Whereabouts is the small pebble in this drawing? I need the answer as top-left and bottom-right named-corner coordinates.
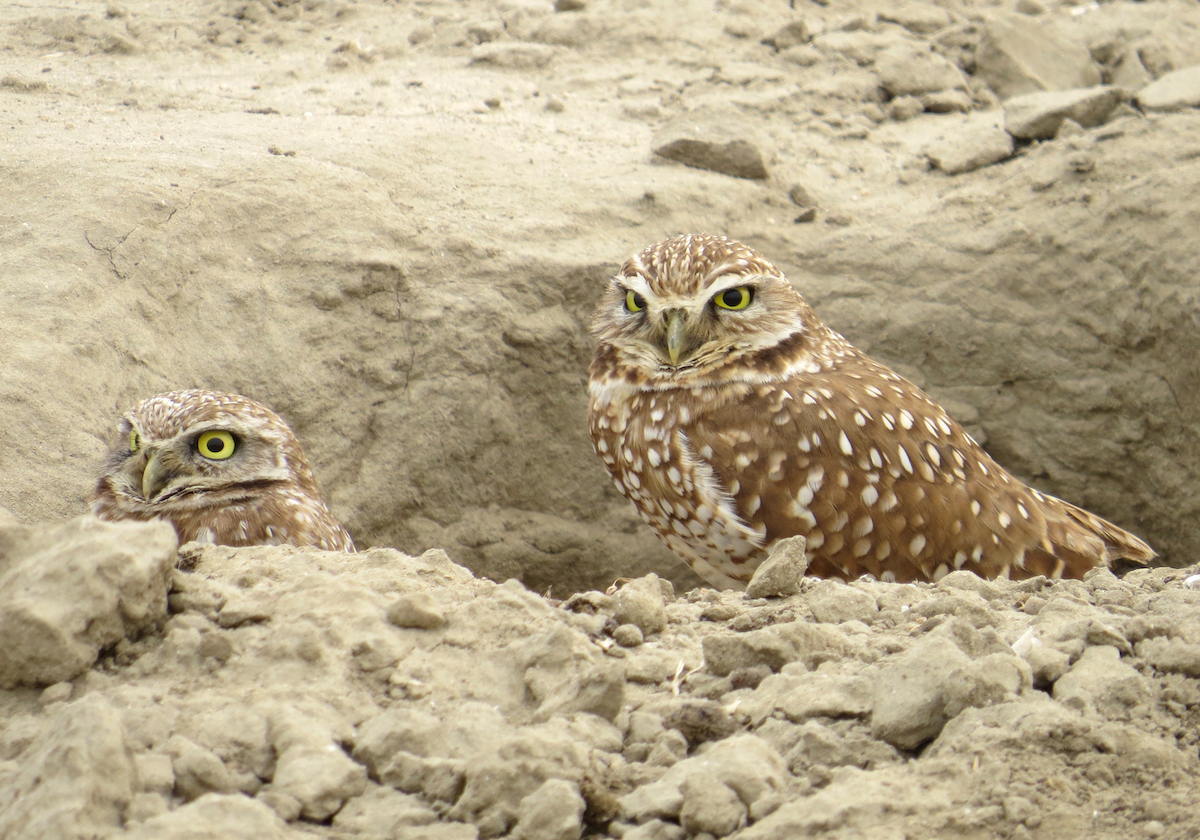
top-left (387, 593), bottom-right (448, 629)
top-left (38, 681), bottom-right (72, 705)
top-left (613, 624), bottom-right (645, 647)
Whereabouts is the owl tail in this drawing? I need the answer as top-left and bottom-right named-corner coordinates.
top-left (1032, 495), bottom-right (1156, 579)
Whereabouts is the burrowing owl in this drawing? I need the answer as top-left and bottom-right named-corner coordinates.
top-left (588, 234), bottom-right (1154, 589)
top-left (92, 389), bottom-right (354, 551)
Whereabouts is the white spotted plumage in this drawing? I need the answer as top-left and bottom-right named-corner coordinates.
top-left (588, 234), bottom-right (1156, 589)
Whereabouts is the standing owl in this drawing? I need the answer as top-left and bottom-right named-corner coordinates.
top-left (587, 234), bottom-right (1154, 589)
top-left (91, 389), bottom-right (355, 552)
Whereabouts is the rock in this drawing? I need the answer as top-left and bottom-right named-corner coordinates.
top-left (876, 44), bottom-right (967, 97)
top-left (745, 536), bottom-right (808, 598)
top-left (663, 699), bottom-right (739, 747)
top-left (388, 592), bottom-right (449, 629)
top-left (0, 695), bottom-right (136, 840)
top-left (135, 752), bottom-right (176, 797)
top-left (164, 735), bottom-right (238, 801)
top-left (773, 673), bottom-right (874, 722)
top-left (619, 734), bottom-right (787, 824)
top-left (622, 820), bottom-right (686, 840)
top-left (652, 108), bottom-right (769, 180)
top-left (704, 621), bottom-right (860, 677)
top-left (267, 708), bottom-right (368, 821)
top-left (871, 635), bottom-right (972, 750)
top-left (1024, 643), bottom-right (1072, 689)
top-left (613, 623), bottom-right (644, 647)
top-left (761, 21), bottom-right (810, 52)
top-left (974, 13), bottom-right (1101, 100)
top-left (936, 570), bottom-right (1004, 601)
top-left (448, 726), bottom-right (592, 837)
top-left (1003, 86), bottom-right (1127, 140)
top-left (1053, 645), bottom-right (1149, 717)
top-left (919, 89), bottom-right (972, 114)
top-left (332, 785), bottom-right (439, 833)
top-left (888, 95), bottom-right (925, 121)
top-left (395, 825), bottom-right (481, 840)
top-left (511, 778), bottom-right (586, 840)
top-left (877, 3), bottom-right (952, 35)
top-left (925, 112), bottom-right (1014, 175)
top-left (806, 580), bottom-right (878, 624)
top-left (785, 720), bottom-right (899, 771)
top-left (124, 793), bottom-right (289, 840)
top-left (1138, 636), bottom-right (1200, 677)
top-left (125, 791), bottom-right (170, 823)
top-left (1137, 64), bottom-right (1200, 112)
top-left (613, 575), bottom-right (667, 635)
top-left (679, 771), bottom-right (746, 836)
top-left (470, 43), bottom-right (556, 69)
top-left (0, 515), bottom-right (177, 687)
top-left (941, 652), bottom-right (1030, 718)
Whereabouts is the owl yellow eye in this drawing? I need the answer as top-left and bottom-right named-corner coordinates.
top-left (196, 430), bottom-right (236, 460)
top-left (714, 286), bottom-right (754, 310)
top-left (128, 430), bottom-right (140, 453)
top-left (625, 290), bottom-right (647, 312)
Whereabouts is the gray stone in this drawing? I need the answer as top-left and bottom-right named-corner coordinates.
top-left (470, 43), bottom-right (556, 69)
top-left (785, 720), bottom-right (899, 772)
top-left (919, 89), bottom-right (973, 114)
top-left (877, 2), bottom-right (953, 35)
top-left (124, 793), bottom-right (289, 840)
top-left (125, 791), bottom-right (170, 823)
top-left (0, 695), bottom-right (136, 840)
top-left (926, 112), bottom-right (1014, 175)
top-left (613, 575), bottom-right (667, 635)
top-left (746, 536), bottom-right (808, 599)
top-left (1137, 636), bottom-right (1200, 678)
top-left (941, 652), bottom-right (1030, 718)
top-left (1052, 645), bottom-right (1149, 717)
top-left (267, 708), bottom-right (368, 821)
top-left (0, 515), bottom-right (177, 687)
top-left (612, 623), bottom-right (644, 647)
top-left (332, 785), bottom-right (439, 833)
top-left (511, 778), bottom-right (585, 840)
top-left (1024, 643), bottom-right (1071, 689)
top-left (620, 734), bottom-right (786, 824)
top-left (807, 580), bottom-right (878, 624)
top-left (164, 735), bottom-right (238, 801)
top-left (888, 95), bottom-right (925, 121)
top-left (679, 771), bottom-right (746, 836)
top-left (761, 21), bottom-right (810, 52)
top-left (877, 44), bottom-right (967, 97)
top-left (703, 628), bottom-right (796, 677)
top-left (652, 108), bottom-right (769, 180)
top-left (975, 13), bottom-right (1101, 100)
top-left (936, 570), bottom-right (1004, 601)
top-left (622, 820), bottom-right (686, 840)
top-left (135, 752), bottom-right (176, 797)
top-left (1137, 64), bottom-right (1200, 112)
top-left (774, 673), bottom-right (874, 722)
top-left (871, 635), bottom-right (972, 750)
top-left (1003, 86), bottom-right (1127, 140)
top-left (388, 592), bottom-right (448, 629)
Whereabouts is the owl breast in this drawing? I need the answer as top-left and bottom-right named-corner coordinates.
top-left (589, 377), bottom-right (769, 588)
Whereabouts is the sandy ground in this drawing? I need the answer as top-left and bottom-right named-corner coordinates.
top-left (2, 0), bottom-right (1200, 837)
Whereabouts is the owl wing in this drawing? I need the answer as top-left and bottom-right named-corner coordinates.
top-left (687, 357), bottom-right (1139, 582)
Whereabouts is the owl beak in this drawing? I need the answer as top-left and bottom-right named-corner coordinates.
top-left (665, 309), bottom-right (689, 365)
top-left (141, 450), bottom-right (171, 501)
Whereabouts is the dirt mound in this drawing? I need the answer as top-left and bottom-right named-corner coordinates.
top-left (2, 518), bottom-right (1199, 839)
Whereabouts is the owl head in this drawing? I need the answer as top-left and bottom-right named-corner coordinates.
top-left (589, 234), bottom-right (826, 389)
top-left (91, 389), bottom-right (351, 549)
